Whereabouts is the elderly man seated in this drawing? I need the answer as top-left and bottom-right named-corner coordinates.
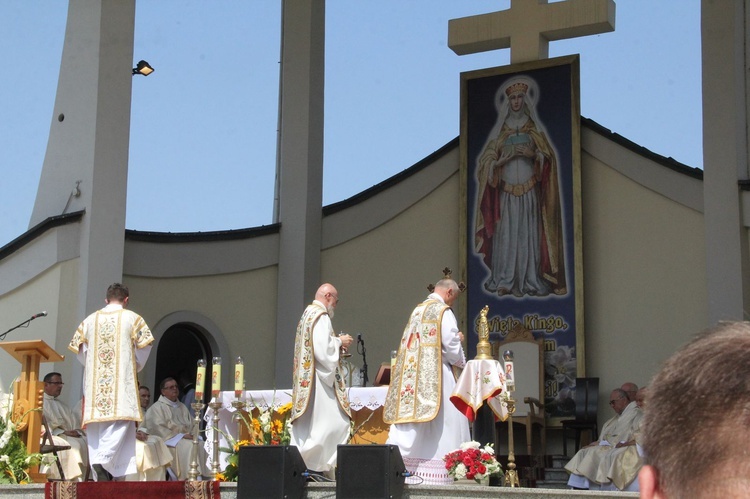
top-left (123, 385), bottom-right (173, 481)
top-left (40, 372), bottom-right (89, 481)
top-left (600, 386), bottom-right (648, 491)
top-left (564, 387), bottom-right (643, 490)
top-left (140, 378), bottom-right (209, 480)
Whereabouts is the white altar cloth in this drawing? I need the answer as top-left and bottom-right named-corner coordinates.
top-left (204, 387), bottom-right (388, 469)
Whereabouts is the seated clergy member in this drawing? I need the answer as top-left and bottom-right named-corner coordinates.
top-left (140, 377), bottom-right (209, 479)
top-left (124, 385), bottom-right (173, 482)
top-left (640, 322), bottom-right (750, 499)
top-left (598, 386), bottom-right (648, 491)
top-left (41, 372), bottom-right (89, 481)
top-left (564, 388), bottom-right (642, 489)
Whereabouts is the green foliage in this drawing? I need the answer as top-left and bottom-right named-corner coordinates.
top-left (0, 395), bottom-right (43, 484)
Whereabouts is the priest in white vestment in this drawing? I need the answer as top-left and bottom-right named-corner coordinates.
top-left (384, 279), bottom-right (471, 485)
top-left (141, 377), bottom-right (209, 479)
top-left (40, 373), bottom-right (89, 481)
top-left (290, 283), bottom-right (353, 477)
top-left (69, 282), bottom-right (154, 480)
top-left (565, 388), bottom-right (643, 489)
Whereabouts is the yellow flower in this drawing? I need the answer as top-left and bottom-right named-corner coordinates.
top-left (276, 402), bottom-right (293, 416)
top-left (214, 472), bottom-right (225, 481)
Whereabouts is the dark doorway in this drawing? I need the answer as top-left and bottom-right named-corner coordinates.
top-left (154, 323), bottom-right (213, 405)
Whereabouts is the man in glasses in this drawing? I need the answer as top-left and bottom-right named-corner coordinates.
top-left (40, 372), bottom-right (89, 481)
top-left (69, 282), bottom-right (154, 481)
top-left (564, 387), bottom-right (642, 489)
top-left (140, 377), bottom-right (209, 480)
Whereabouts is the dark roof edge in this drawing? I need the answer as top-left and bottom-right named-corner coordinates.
top-left (582, 116), bottom-right (703, 180)
top-left (323, 137), bottom-right (460, 216)
top-left (124, 223), bottom-right (281, 243)
top-left (0, 210), bottom-right (86, 261)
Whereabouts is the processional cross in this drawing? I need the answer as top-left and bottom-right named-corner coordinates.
top-left (448, 0), bottom-right (616, 63)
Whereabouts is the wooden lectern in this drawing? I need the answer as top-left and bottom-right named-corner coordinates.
top-left (0, 340), bottom-right (64, 482)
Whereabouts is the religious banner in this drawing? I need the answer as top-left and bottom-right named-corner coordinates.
top-left (459, 55), bottom-right (584, 422)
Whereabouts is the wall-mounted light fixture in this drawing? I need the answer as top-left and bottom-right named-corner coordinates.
top-left (132, 60), bottom-right (154, 76)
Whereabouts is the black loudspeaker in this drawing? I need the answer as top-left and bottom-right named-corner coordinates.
top-left (237, 445), bottom-right (306, 499)
top-left (336, 444), bottom-right (406, 498)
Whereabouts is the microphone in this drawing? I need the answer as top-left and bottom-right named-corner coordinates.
top-left (357, 334), bottom-right (363, 344)
top-left (30, 311), bottom-right (48, 320)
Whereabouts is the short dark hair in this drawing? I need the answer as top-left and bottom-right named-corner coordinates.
top-left (642, 322), bottom-right (750, 497)
top-left (43, 372), bottom-right (61, 383)
top-left (106, 283), bottom-right (129, 302)
top-left (139, 386), bottom-right (150, 393)
top-left (160, 377), bottom-right (177, 390)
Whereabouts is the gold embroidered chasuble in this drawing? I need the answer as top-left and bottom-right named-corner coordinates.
top-left (69, 306), bottom-right (154, 425)
top-left (290, 301), bottom-right (350, 423)
top-left (383, 299), bottom-right (449, 424)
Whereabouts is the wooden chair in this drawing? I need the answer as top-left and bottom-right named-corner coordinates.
top-left (493, 324), bottom-right (546, 456)
top-left (561, 377), bottom-right (599, 456)
top-left (40, 414), bottom-right (71, 481)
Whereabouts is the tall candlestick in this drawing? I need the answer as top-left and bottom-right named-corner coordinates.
top-left (234, 356), bottom-right (244, 398)
top-left (211, 357), bottom-right (222, 398)
top-left (195, 359), bottom-right (207, 400)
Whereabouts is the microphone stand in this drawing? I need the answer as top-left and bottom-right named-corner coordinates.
top-left (357, 334), bottom-right (369, 387)
top-left (0, 316), bottom-right (37, 341)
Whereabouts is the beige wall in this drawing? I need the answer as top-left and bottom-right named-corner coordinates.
top-left (581, 152), bottom-right (708, 413)
top-left (0, 259), bottom-right (81, 405)
top-left (321, 175), bottom-right (461, 379)
top-left (125, 265), bottom-right (279, 391)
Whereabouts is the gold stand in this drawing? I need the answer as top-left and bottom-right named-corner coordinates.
top-left (231, 398), bottom-right (247, 442)
top-left (504, 397), bottom-right (520, 487)
top-left (188, 401), bottom-right (206, 480)
top-left (209, 398), bottom-right (223, 480)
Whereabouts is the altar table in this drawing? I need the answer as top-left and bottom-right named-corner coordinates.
top-left (204, 387), bottom-right (389, 469)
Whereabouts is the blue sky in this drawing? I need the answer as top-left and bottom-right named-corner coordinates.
top-left (0, 1), bottom-right (701, 249)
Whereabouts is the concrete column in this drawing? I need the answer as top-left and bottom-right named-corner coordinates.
top-left (274, 0), bottom-right (325, 385)
top-left (30, 0), bottom-right (136, 318)
top-left (701, 0), bottom-right (750, 323)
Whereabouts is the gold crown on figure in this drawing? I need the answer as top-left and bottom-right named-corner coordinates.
top-left (427, 267), bottom-right (467, 293)
top-left (504, 81), bottom-right (529, 96)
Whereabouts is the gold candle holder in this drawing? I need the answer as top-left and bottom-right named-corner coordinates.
top-left (231, 398), bottom-right (247, 442)
top-left (187, 401), bottom-right (206, 480)
top-left (503, 349), bottom-right (520, 487)
top-left (503, 396), bottom-right (520, 487)
top-left (209, 398), bottom-right (223, 480)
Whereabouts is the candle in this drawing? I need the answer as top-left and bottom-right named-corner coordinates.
top-left (234, 356), bottom-right (244, 397)
top-left (503, 350), bottom-right (515, 392)
top-left (195, 359), bottom-right (206, 400)
top-left (211, 357), bottom-right (222, 397)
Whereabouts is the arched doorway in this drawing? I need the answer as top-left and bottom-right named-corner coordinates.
top-left (154, 323), bottom-right (213, 405)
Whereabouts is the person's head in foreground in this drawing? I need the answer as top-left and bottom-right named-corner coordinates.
top-left (639, 321), bottom-right (750, 498)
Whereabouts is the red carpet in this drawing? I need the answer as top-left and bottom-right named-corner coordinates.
top-left (45, 481), bottom-right (220, 499)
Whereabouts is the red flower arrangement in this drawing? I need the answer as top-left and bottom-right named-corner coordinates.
top-left (443, 441), bottom-right (502, 482)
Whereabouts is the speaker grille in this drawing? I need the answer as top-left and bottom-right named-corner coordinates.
top-left (336, 445), bottom-right (406, 498)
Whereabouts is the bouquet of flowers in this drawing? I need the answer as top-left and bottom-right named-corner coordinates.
top-left (0, 393), bottom-right (42, 484)
top-left (443, 441), bottom-right (502, 482)
top-left (217, 398), bottom-right (293, 482)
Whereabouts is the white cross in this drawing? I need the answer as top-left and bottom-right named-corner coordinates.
top-left (449, 0), bottom-right (616, 64)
